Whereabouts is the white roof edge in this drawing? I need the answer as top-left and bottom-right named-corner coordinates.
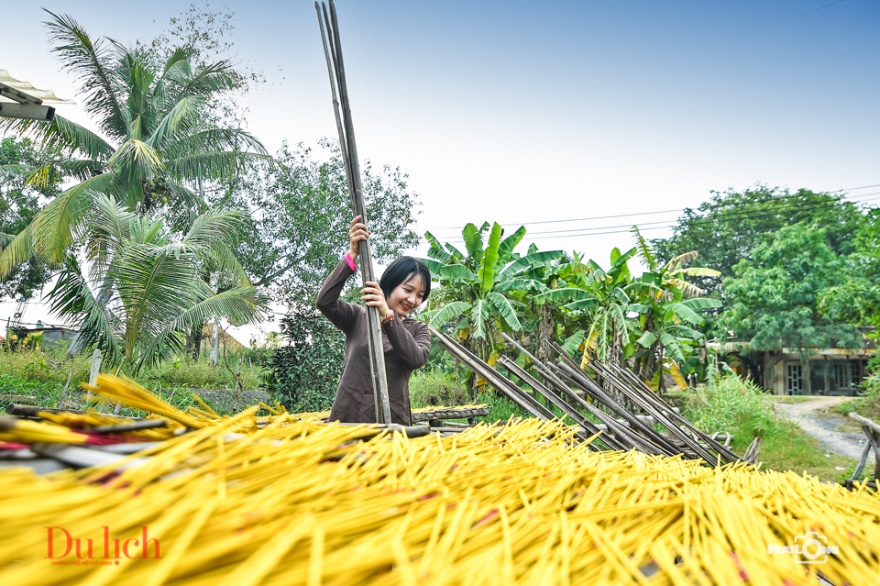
top-left (0, 69), bottom-right (76, 105)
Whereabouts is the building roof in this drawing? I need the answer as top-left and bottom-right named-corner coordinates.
top-left (0, 69), bottom-right (75, 120)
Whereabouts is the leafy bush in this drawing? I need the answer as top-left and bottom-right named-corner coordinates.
top-left (262, 310), bottom-right (345, 412)
top-left (832, 371), bottom-right (880, 420)
top-left (681, 375), bottom-right (779, 446)
top-left (0, 346), bottom-right (91, 385)
top-left (410, 371), bottom-right (470, 408)
top-left (140, 353), bottom-right (263, 390)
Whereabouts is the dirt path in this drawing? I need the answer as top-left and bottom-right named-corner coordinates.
top-left (773, 397), bottom-right (866, 461)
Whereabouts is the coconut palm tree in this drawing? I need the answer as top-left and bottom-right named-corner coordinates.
top-left (47, 195), bottom-right (264, 371)
top-left (0, 10), bottom-right (268, 278)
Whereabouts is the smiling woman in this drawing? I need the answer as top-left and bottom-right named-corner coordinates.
top-left (316, 216), bottom-right (432, 425)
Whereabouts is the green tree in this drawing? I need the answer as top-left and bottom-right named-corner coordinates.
top-left (216, 140), bottom-right (421, 306)
top-left (0, 137), bottom-right (63, 301)
top-left (47, 196), bottom-right (263, 371)
top-left (262, 309), bottom-right (345, 412)
top-left (717, 224), bottom-right (862, 391)
top-left (818, 207), bottom-right (880, 341)
top-left (0, 10), bottom-right (267, 280)
top-left (653, 186), bottom-right (865, 295)
top-left (423, 222), bottom-right (561, 361)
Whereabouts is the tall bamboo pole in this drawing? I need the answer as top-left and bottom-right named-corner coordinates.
top-left (316, 1), bottom-right (392, 424)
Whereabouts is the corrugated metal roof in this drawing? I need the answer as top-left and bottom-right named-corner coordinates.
top-left (0, 69), bottom-right (75, 105)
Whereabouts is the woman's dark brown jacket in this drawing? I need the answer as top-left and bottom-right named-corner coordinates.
top-left (316, 258), bottom-right (431, 424)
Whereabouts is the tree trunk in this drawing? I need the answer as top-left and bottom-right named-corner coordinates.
top-left (210, 318), bottom-right (220, 366)
top-left (536, 303), bottom-right (553, 364)
top-left (186, 324), bottom-right (204, 361)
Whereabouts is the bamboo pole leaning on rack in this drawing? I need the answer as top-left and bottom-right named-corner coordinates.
top-left (315, 0), bottom-right (392, 424)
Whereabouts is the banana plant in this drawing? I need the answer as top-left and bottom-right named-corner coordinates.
top-left (533, 246), bottom-right (641, 368)
top-left (629, 226), bottom-right (722, 390)
top-left (421, 221), bottom-right (561, 361)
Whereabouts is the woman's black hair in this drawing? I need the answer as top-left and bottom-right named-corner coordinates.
top-left (379, 257), bottom-right (432, 302)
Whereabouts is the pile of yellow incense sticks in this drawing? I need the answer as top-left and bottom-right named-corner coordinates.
top-left (0, 374), bottom-right (877, 585)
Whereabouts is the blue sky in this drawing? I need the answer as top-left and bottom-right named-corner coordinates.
top-left (3, 0), bottom-right (879, 332)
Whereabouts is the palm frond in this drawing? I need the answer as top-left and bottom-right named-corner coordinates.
top-left (30, 173), bottom-right (114, 263)
top-left (182, 209), bottom-right (247, 250)
top-left (162, 178), bottom-right (203, 212)
top-left (49, 116), bottom-right (115, 160)
top-left (165, 127), bottom-right (268, 159)
top-left (147, 95), bottom-right (204, 148)
top-left (46, 256), bottom-right (123, 363)
top-left (107, 138), bottom-right (165, 179)
top-left (156, 47), bottom-right (191, 87)
top-left (0, 164), bottom-right (28, 179)
top-left (134, 285), bottom-right (264, 371)
top-left (165, 149), bottom-right (270, 184)
top-left (43, 10), bottom-right (126, 137)
top-left (64, 157), bottom-right (107, 183)
top-left (0, 225), bottom-right (35, 281)
top-left (180, 60), bottom-right (242, 95)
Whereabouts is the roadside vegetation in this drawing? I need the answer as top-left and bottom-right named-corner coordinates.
top-left (676, 376), bottom-right (859, 481)
top-left (0, 344), bottom-right (265, 416)
top-left (832, 370), bottom-right (880, 421)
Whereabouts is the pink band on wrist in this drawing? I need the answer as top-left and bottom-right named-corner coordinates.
top-left (344, 253), bottom-right (357, 271)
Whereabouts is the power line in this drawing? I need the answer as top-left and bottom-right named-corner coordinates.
top-left (437, 184), bottom-right (880, 231)
top-left (432, 193), bottom-right (880, 241)
top-left (762, 0), bottom-right (847, 29)
top-left (432, 194), bottom-right (880, 244)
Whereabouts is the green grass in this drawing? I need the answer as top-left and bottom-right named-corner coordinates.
top-left (678, 375), bottom-right (860, 481)
top-left (755, 420), bottom-right (859, 482)
top-left (0, 346), bottom-right (265, 416)
top-left (680, 375), bottom-right (779, 448)
top-left (773, 395), bottom-right (820, 404)
top-left (830, 372), bottom-right (880, 421)
top-left (409, 370), bottom-right (531, 422)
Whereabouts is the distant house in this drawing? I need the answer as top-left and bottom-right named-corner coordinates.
top-left (3, 323), bottom-right (78, 350)
top-left (716, 341), bottom-right (874, 396)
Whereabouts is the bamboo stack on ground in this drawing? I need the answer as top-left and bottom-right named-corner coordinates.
top-left (0, 375), bottom-right (878, 585)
